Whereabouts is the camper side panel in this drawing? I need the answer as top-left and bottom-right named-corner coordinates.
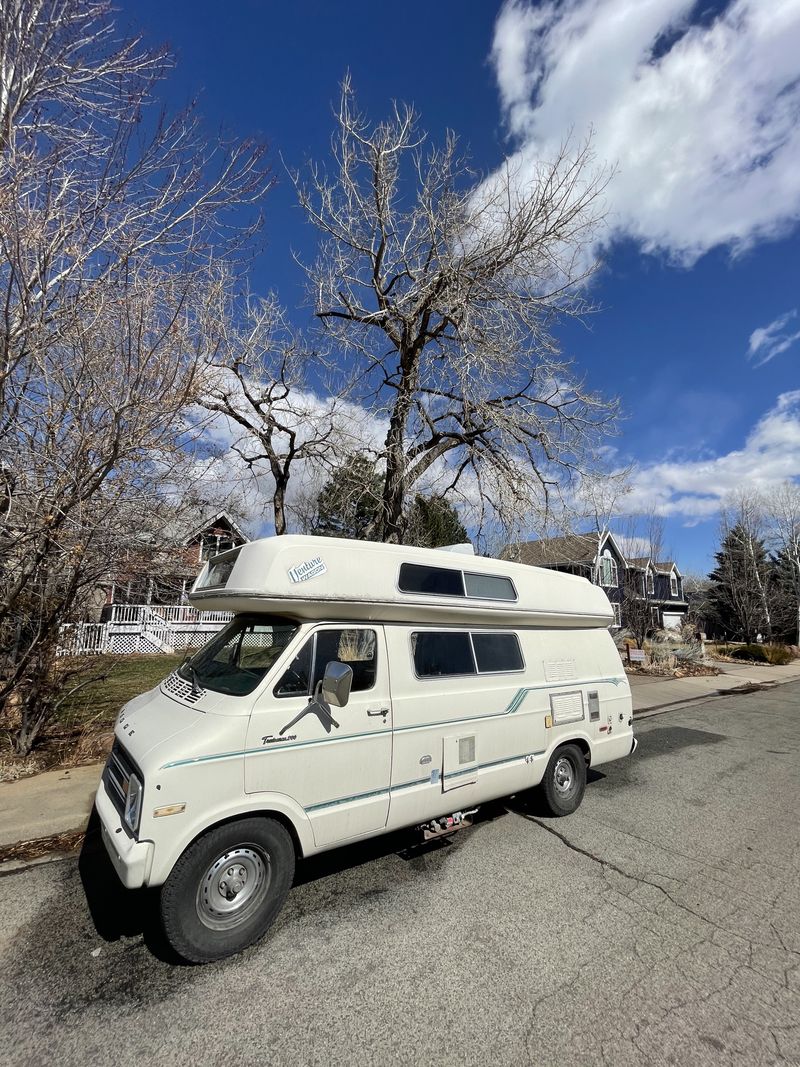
top-left (385, 625), bottom-right (632, 829)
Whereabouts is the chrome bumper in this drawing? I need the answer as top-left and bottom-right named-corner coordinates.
top-left (96, 779), bottom-right (153, 889)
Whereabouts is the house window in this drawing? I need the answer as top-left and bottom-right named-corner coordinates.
top-left (670, 573), bottom-right (678, 597)
top-left (599, 550), bottom-right (618, 588)
top-left (611, 603), bottom-right (621, 629)
top-left (650, 606), bottom-right (660, 628)
top-left (646, 569), bottom-right (654, 595)
top-left (200, 533), bottom-right (236, 562)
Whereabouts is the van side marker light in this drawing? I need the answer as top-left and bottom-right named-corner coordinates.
top-left (153, 803), bottom-right (186, 818)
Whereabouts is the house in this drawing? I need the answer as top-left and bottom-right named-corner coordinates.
top-left (102, 511), bottom-right (249, 613)
top-left (501, 532), bottom-right (688, 632)
top-left (501, 532), bottom-right (626, 628)
top-left (625, 558), bottom-right (688, 631)
top-left (61, 511), bottom-right (249, 655)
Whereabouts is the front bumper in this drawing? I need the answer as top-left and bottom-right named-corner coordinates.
top-left (96, 778), bottom-right (154, 889)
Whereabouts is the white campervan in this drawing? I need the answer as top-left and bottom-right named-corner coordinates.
top-left (96, 535), bottom-right (636, 963)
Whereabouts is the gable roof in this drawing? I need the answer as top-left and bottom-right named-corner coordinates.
top-left (627, 557), bottom-right (653, 570)
top-left (654, 560), bottom-right (681, 576)
top-left (502, 533), bottom-right (599, 567)
top-left (184, 510), bottom-right (249, 546)
top-left (501, 530), bottom-right (626, 569)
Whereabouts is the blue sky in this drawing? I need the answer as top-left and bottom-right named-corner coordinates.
top-left (121, 0), bottom-right (799, 574)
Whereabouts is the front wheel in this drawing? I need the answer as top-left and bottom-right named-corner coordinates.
top-left (160, 816), bottom-right (295, 963)
top-left (539, 744), bottom-right (587, 816)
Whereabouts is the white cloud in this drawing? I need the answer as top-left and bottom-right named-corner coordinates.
top-left (748, 309), bottom-right (800, 366)
top-left (619, 390), bottom-right (800, 520)
top-left (615, 534), bottom-right (653, 557)
top-left (490, 0), bottom-right (800, 264)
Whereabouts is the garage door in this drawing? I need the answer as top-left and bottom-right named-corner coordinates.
top-left (662, 612), bottom-right (683, 631)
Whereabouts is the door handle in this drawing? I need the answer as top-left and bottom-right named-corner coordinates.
top-left (367, 707), bottom-right (389, 717)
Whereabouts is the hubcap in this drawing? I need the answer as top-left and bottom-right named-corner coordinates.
top-left (554, 756), bottom-right (574, 796)
top-left (196, 846), bottom-right (271, 930)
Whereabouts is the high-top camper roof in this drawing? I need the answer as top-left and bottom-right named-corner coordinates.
top-left (188, 535), bottom-right (613, 628)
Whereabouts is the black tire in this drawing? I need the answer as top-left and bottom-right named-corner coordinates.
top-left (539, 743), bottom-right (587, 817)
top-left (160, 816), bottom-right (295, 964)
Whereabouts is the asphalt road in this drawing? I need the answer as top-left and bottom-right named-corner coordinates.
top-left (1, 684), bottom-right (799, 1066)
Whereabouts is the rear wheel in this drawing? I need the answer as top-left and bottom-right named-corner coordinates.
top-left (160, 816), bottom-right (295, 963)
top-left (540, 744), bottom-right (586, 816)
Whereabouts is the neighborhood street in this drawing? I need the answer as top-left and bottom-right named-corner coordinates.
top-left (1, 683), bottom-right (799, 1066)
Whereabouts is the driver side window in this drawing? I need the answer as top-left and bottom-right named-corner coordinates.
top-left (273, 628), bottom-right (377, 698)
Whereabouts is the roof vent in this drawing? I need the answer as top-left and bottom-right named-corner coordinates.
top-left (435, 543), bottom-right (475, 556)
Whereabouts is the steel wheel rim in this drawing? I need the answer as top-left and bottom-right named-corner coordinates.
top-left (196, 845), bottom-right (271, 931)
top-left (553, 755), bottom-right (575, 797)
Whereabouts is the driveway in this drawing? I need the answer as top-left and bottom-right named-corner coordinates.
top-left (1, 683), bottom-right (798, 1066)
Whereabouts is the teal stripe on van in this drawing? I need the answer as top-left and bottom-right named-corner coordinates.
top-left (160, 675), bottom-right (624, 769)
top-left (301, 748), bottom-right (549, 814)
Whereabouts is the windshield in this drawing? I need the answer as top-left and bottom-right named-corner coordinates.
top-left (178, 614), bottom-right (299, 696)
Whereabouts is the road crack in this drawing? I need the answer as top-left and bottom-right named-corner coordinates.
top-left (518, 813), bottom-right (748, 941)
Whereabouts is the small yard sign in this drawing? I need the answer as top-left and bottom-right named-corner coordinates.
top-left (627, 648), bottom-right (646, 665)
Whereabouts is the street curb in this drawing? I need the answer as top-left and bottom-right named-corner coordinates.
top-left (0, 850), bottom-right (78, 878)
top-left (633, 679), bottom-right (780, 720)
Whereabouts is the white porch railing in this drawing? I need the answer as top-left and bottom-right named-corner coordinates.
top-left (57, 603), bottom-right (234, 657)
top-left (108, 604), bottom-right (233, 625)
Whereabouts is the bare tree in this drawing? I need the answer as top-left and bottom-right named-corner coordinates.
top-left (292, 77), bottom-right (618, 544)
top-left (682, 573), bottom-right (713, 631)
top-left (0, 0), bottom-right (269, 753)
top-left (618, 512), bottom-right (665, 650)
top-left (762, 482), bottom-right (800, 645)
top-left (198, 296), bottom-right (360, 536)
top-left (708, 493), bottom-right (772, 642)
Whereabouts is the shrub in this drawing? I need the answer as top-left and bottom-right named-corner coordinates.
top-left (730, 644), bottom-right (768, 662)
top-left (730, 644), bottom-right (793, 665)
top-left (764, 645), bottom-right (794, 665)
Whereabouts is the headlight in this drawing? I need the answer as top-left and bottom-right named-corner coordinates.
top-left (124, 773), bottom-right (143, 834)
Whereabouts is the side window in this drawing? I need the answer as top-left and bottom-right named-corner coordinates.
top-left (273, 635), bottom-right (313, 697)
top-left (312, 629), bottom-right (377, 693)
top-left (276, 629), bottom-right (378, 696)
top-left (412, 632), bottom-right (475, 677)
top-left (472, 633), bottom-right (524, 672)
top-left (464, 573), bottom-right (517, 601)
top-left (399, 564), bottom-right (465, 596)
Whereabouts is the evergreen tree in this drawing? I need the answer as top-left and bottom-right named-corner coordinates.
top-left (405, 496), bottom-right (468, 549)
top-left (312, 456), bottom-right (383, 540)
top-left (770, 550), bottom-right (799, 644)
top-left (707, 523), bottom-right (771, 641)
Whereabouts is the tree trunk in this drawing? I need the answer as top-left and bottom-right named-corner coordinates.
top-left (378, 356), bottom-right (417, 543)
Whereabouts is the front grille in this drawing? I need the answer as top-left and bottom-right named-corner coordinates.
top-left (104, 741), bottom-right (137, 821)
top-left (161, 670), bottom-right (205, 704)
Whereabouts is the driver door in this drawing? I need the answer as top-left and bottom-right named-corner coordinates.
top-left (245, 624), bottom-right (392, 848)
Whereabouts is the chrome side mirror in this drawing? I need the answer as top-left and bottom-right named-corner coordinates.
top-left (321, 661), bottom-right (353, 707)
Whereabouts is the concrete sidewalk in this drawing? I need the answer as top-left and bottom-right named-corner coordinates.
top-left (2, 660), bottom-right (799, 852)
top-left (629, 660), bottom-right (800, 713)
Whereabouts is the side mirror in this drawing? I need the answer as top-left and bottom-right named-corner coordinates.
top-left (321, 661), bottom-right (353, 707)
